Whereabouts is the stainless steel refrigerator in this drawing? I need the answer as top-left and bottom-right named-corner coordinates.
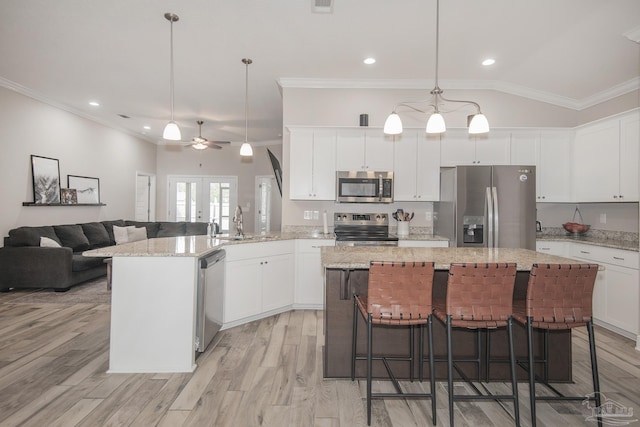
top-left (434, 166), bottom-right (536, 249)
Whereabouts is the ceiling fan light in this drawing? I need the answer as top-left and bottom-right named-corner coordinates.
top-left (163, 121), bottom-right (182, 140)
top-left (240, 142), bottom-right (253, 157)
top-left (468, 113), bottom-right (490, 134)
top-left (192, 141), bottom-right (208, 150)
top-left (383, 113), bottom-right (403, 135)
top-left (426, 113), bottom-right (446, 134)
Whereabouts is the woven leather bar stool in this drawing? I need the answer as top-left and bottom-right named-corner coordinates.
top-left (351, 261), bottom-right (436, 426)
top-left (513, 263), bottom-right (601, 427)
top-left (434, 262), bottom-right (520, 427)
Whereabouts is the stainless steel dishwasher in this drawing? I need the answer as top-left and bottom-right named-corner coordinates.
top-left (195, 249), bottom-right (225, 354)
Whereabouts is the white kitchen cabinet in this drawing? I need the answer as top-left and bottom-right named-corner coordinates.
top-left (512, 131), bottom-right (572, 202)
top-left (294, 239), bottom-right (335, 307)
top-left (336, 129), bottom-right (394, 171)
top-left (573, 110), bottom-right (639, 202)
top-left (535, 240), bottom-right (566, 257)
top-left (224, 241), bottom-right (294, 324)
top-left (397, 240), bottom-right (449, 248)
top-left (440, 129), bottom-right (510, 166)
top-left (289, 128), bottom-right (336, 200)
top-left (393, 130), bottom-right (441, 201)
top-left (566, 242), bottom-right (639, 339)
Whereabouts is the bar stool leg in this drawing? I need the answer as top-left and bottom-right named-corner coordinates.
top-left (367, 313), bottom-right (373, 426)
top-left (410, 325), bottom-right (415, 382)
top-left (351, 297), bottom-right (358, 381)
top-left (446, 315), bottom-right (455, 427)
top-left (428, 315), bottom-right (436, 426)
top-left (526, 318), bottom-right (537, 426)
top-left (587, 320), bottom-right (602, 427)
top-left (507, 317), bottom-right (520, 426)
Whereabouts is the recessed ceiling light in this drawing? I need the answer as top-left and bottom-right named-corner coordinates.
top-left (143, 125), bottom-right (151, 130)
top-left (482, 58), bottom-right (495, 66)
top-left (89, 101), bottom-right (100, 107)
top-left (363, 57), bottom-right (376, 65)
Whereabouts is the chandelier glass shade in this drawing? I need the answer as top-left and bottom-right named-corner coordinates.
top-left (162, 13), bottom-right (182, 141)
top-left (383, 0), bottom-right (489, 136)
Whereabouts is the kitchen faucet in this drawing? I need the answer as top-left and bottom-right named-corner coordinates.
top-left (233, 205), bottom-right (244, 238)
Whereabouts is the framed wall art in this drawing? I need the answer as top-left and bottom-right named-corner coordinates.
top-left (60, 188), bottom-right (78, 204)
top-left (68, 175), bottom-right (100, 204)
top-left (31, 155), bottom-right (61, 204)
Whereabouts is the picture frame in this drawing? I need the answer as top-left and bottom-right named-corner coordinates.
top-left (31, 155), bottom-right (61, 204)
top-left (67, 175), bottom-right (100, 204)
top-left (60, 188), bottom-right (78, 204)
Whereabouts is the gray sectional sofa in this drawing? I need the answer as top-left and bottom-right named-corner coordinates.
top-left (0, 220), bottom-right (208, 292)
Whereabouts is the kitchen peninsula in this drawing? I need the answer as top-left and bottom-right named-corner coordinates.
top-left (322, 246), bottom-right (583, 381)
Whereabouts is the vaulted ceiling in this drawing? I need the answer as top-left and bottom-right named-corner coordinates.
top-left (1, 0), bottom-right (638, 145)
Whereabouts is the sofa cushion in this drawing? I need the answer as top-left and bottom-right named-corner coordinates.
top-left (8, 226), bottom-right (60, 247)
top-left (54, 225), bottom-right (91, 252)
top-left (186, 222), bottom-right (208, 236)
top-left (125, 221), bottom-right (160, 238)
top-left (80, 222), bottom-right (111, 249)
top-left (113, 225), bottom-right (134, 245)
top-left (101, 220), bottom-right (126, 245)
top-left (40, 236), bottom-right (61, 247)
top-left (72, 254), bottom-right (105, 272)
top-left (157, 222), bottom-right (186, 237)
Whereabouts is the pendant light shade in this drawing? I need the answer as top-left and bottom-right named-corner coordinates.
top-left (163, 13), bottom-right (181, 141)
top-left (240, 58), bottom-right (253, 157)
top-left (426, 113), bottom-right (446, 134)
top-left (383, 0), bottom-right (489, 136)
top-left (383, 113), bottom-right (403, 135)
top-left (468, 113), bottom-right (490, 134)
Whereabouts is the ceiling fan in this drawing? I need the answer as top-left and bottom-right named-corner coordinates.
top-left (190, 120), bottom-right (231, 150)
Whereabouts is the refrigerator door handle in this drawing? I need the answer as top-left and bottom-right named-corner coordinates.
top-left (492, 186), bottom-right (499, 248)
top-left (486, 186), bottom-right (494, 248)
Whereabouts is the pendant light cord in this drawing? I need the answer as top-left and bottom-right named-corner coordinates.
top-left (243, 58), bottom-right (252, 144)
top-left (169, 18), bottom-right (175, 122)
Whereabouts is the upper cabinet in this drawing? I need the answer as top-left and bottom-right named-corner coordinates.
top-left (440, 129), bottom-right (511, 166)
top-left (511, 130), bottom-right (573, 202)
top-left (336, 129), bottom-right (394, 171)
top-left (289, 128), bottom-right (336, 200)
top-left (393, 130), bottom-right (441, 201)
top-left (573, 111), bottom-right (639, 202)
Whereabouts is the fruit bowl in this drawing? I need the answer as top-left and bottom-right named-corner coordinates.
top-left (562, 222), bottom-right (590, 234)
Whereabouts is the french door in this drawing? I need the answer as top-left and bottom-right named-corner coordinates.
top-left (168, 175), bottom-right (237, 233)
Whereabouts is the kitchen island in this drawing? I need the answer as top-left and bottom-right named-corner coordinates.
top-left (322, 246), bottom-right (583, 381)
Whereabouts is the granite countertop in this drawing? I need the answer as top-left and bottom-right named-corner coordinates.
top-left (321, 246), bottom-right (580, 270)
top-left (536, 232), bottom-right (639, 252)
top-left (392, 233), bottom-right (449, 242)
top-left (83, 231), bottom-right (335, 258)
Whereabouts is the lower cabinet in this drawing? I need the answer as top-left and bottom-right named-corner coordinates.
top-left (224, 241), bottom-right (294, 324)
top-left (295, 239), bottom-right (335, 307)
top-left (535, 240), bottom-right (566, 257)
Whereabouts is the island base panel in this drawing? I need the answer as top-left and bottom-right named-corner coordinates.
top-left (324, 269), bottom-right (571, 381)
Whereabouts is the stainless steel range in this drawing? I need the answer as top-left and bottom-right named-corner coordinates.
top-left (334, 212), bottom-right (399, 246)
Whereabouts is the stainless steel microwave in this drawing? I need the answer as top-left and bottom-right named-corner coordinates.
top-left (336, 171), bottom-right (393, 203)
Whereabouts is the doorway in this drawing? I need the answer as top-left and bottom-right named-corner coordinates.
top-left (135, 172), bottom-right (156, 221)
top-left (168, 175), bottom-right (237, 233)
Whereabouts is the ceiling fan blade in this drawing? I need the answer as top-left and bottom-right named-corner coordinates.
top-left (209, 140), bottom-right (231, 145)
top-left (209, 143), bottom-right (223, 150)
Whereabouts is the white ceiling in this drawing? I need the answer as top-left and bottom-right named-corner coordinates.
top-left (0, 0), bottom-right (638, 145)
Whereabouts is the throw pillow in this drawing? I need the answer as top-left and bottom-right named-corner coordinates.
top-left (40, 236), bottom-right (61, 247)
top-left (53, 224), bottom-right (91, 252)
top-left (127, 226), bottom-right (147, 243)
top-left (81, 222), bottom-right (111, 248)
top-left (113, 225), bottom-right (134, 245)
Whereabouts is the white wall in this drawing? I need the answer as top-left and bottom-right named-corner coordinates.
top-left (0, 86), bottom-right (157, 243)
top-left (155, 144), bottom-right (282, 233)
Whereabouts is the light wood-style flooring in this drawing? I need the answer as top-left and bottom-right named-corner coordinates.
top-left (0, 290), bottom-right (638, 427)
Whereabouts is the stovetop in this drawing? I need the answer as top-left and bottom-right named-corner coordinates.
top-left (333, 212), bottom-right (397, 243)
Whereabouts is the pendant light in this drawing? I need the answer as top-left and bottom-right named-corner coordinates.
top-left (162, 13), bottom-right (182, 141)
top-left (383, 0), bottom-right (489, 135)
top-left (239, 58), bottom-right (254, 157)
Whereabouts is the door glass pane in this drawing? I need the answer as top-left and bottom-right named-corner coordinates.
top-left (189, 182), bottom-right (197, 222)
top-left (175, 182), bottom-right (186, 222)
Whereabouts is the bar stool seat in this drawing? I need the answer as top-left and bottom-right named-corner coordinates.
top-left (512, 263), bottom-right (601, 427)
top-left (434, 262), bottom-right (520, 427)
top-left (351, 261), bottom-right (436, 426)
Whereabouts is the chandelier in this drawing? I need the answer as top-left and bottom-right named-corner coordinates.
top-left (383, 0), bottom-right (489, 135)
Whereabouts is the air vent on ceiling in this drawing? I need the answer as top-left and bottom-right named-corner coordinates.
top-left (312, 0), bottom-right (333, 14)
top-left (118, 114), bottom-right (131, 119)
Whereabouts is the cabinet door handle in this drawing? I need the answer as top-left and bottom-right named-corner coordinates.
top-left (613, 256), bottom-right (625, 261)
top-left (580, 250), bottom-right (590, 254)
top-left (540, 247), bottom-right (551, 250)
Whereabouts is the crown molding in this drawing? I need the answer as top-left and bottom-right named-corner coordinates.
top-left (278, 77), bottom-right (640, 111)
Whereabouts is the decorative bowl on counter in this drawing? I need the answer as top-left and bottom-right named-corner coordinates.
top-left (562, 222), bottom-right (590, 235)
